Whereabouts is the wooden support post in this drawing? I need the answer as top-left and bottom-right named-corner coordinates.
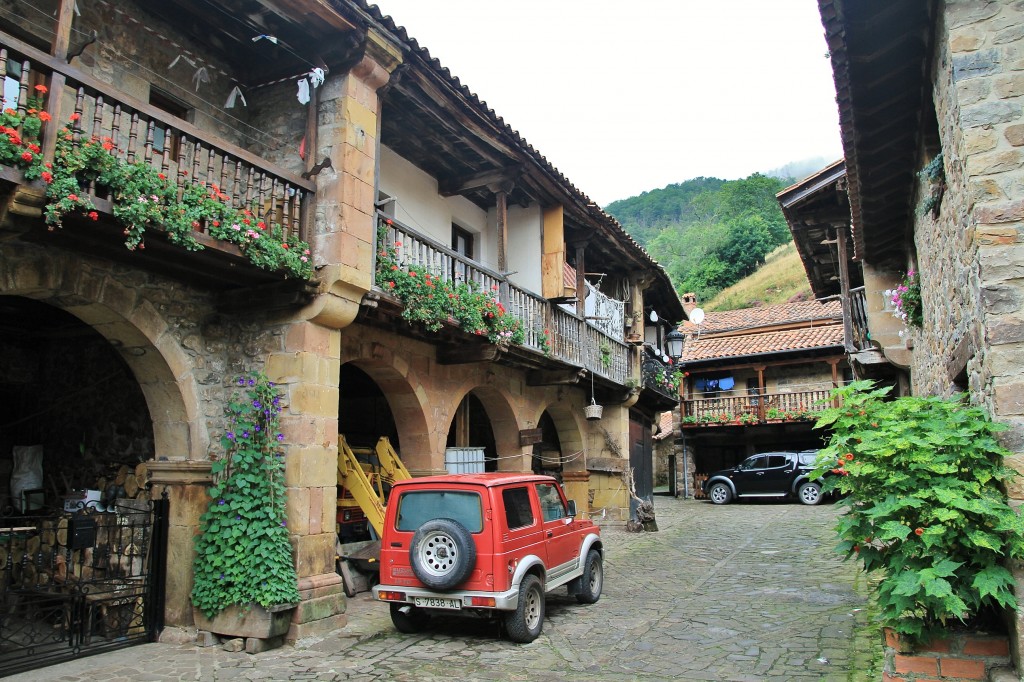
top-left (756, 365), bottom-right (766, 421)
top-left (836, 226), bottom-right (855, 352)
top-left (496, 190), bottom-right (508, 274)
top-left (574, 242), bottom-right (586, 318)
top-left (830, 359), bottom-right (841, 408)
top-left (40, 0), bottom-right (75, 163)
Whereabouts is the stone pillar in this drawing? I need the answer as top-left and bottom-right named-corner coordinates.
top-left (147, 460), bottom-right (212, 633)
top-left (562, 470), bottom-right (591, 514)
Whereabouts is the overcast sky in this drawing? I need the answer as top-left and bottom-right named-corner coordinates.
top-left (371, 0), bottom-right (843, 206)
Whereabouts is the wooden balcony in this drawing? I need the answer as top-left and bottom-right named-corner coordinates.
top-left (849, 287), bottom-right (871, 351)
top-left (375, 213), bottom-right (632, 385)
top-left (0, 32), bottom-right (316, 292)
top-left (681, 388), bottom-right (835, 427)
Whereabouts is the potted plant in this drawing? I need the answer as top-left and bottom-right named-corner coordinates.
top-left (813, 381), bottom-right (1024, 675)
top-left (191, 372), bottom-right (301, 640)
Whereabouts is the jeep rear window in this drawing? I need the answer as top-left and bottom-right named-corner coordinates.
top-left (394, 490), bottom-right (483, 533)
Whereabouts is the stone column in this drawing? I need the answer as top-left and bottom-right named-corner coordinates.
top-left (147, 460), bottom-right (212, 635)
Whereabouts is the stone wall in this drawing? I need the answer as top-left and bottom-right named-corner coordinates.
top-left (910, 0), bottom-right (1024, 662)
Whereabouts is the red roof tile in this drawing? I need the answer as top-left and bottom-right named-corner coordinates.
top-left (682, 300), bottom-right (841, 334)
top-left (682, 325), bottom-right (845, 363)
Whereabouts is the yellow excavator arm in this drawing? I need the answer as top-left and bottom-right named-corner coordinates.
top-left (337, 436), bottom-right (410, 537)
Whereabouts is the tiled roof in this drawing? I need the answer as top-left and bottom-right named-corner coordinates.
top-left (682, 300), bottom-right (842, 335)
top-left (654, 411), bottom-right (674, 440)
top-left (682, 325), bottom-right (845, 363)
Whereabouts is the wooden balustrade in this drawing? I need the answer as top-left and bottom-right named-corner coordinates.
top-left (849, 287), bottom-right (870, 351)
top-left (378, 213), bottom-right (630, 384)
top-left (682, 389), bottom-right (834, 426)
top-left (0, 34), bottom-right (315, 244)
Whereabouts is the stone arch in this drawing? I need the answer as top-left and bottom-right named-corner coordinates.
top-left (534, 400), bottom-right (586, 472)
top-left (2, 248), bottom-right (205, 460)
top-left (338, 350), bottom-right (433, 474)
top-left (445, 383), bottom-right (524, 472)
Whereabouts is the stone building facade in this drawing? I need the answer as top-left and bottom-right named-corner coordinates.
top-left (0, 0), bottom-right (682, 659)
top-left (815, 0), bottom-right (1024, 664)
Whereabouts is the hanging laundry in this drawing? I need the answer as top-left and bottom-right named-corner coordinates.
top-left (225, 84), bottom-right (247, 108)
top-left (168, 54), bottom-right (197, 70)
top-left (252, 34), bottom-right (279, 44)
top-left (309, 68), bottom-right (325, 89)
top-left (297, 77), bottom-right (310, 105)
top-left (192, 66), bottom-right (209, 92)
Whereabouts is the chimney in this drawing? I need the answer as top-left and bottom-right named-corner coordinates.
top-left (682, 292), bottom-right (698, 316)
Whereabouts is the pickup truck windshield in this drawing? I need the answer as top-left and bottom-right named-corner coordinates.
top-left (395, 490), bottom-right (483, 533)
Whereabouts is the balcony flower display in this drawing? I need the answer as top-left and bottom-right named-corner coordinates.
top-left (885, 269), bottom-right (922, 328)
top-left (0, 95), bottom-right (312, 279)
top-left (376, 223), bottom-right (525, 346)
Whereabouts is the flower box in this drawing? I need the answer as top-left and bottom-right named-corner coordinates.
top-left (881, 627), bottom-right (1011, 681)
top-left (193, 603), bottom-right (295, 640)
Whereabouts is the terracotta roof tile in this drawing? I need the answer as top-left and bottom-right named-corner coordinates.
top-left (654, 411), bottom-right (675, 440)
top-left (682, 324), bottom-right (845, 363)
top-left (682, 300), bottom-right (841, 334)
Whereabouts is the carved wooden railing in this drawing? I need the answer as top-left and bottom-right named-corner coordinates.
top-left (378, 213), bottom-right (630, 384)
top-left (0, 33), bottom-right (315, 244)
top-left (682, 388), bottom-right (835, 426)
top-left (849, 287), bottom-right (871, 351)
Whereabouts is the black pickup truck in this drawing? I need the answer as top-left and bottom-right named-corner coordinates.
top-left (702, 451), bottom-right (828, 505)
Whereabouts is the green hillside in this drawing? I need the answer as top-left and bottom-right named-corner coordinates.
top-left (704, 242), bottom-right (813, 311)
top-left (606, 174), bottom-right (793, 302)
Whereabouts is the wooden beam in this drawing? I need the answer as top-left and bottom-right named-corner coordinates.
top-left (527, 368), bottom-right (586, 386)
top-left (836, 226), bottom-right (855, 351)
top-left (574, 242), bottom-right (586, 317)
top-left (439, 166), bottom-right (521, 197)
top-left (437, 344), bottom-right (502, 365)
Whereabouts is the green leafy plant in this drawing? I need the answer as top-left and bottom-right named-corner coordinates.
top-left (537, 327), bottom-right (552, 356)
top-left (918, 152), bottom-right (945, 218)
top-left (812, 381), bottom-right (1024, 644)
top-left (886, 270), bottom-right (923, 329)
top-left (599, 342), bottom-right (612, 369)
top-left (737, 412), bottom-right (758, 425)
top-left (0, 84), bottom-right (49, 177)
top-left (376, 221), bottom-right (525, 345)
top-left (191, 372), bottom-right (301, 618)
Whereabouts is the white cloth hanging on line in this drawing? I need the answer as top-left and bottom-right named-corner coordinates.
top-left (296, 78), bottom-right (310, 105)
top-left (225, 85), bottom-right (247, 108)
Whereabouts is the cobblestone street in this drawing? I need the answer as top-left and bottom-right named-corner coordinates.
top-left (13, 497), bottom-right (875, 681)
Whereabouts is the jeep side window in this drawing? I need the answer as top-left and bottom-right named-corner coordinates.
top-left (739, 456), bottom-right (765, 471)
top-left (502, 487), bottom-right (535, 529)
top-left (536, 483), bottom-right (566, 522)
top-left (765, 455), bottom-right (789, 468)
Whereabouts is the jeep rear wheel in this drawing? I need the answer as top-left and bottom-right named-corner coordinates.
top-left (798, 481), bottom-right (822, 505)
top-left (709, 482), bottom-right (732, 505)
top-left (409, 518), bottom-right (477, 590)
top-left (390, 603), bottom-right (430, 634)
top-left (575, 549), bottom-right (603, 604)
top-left (505, 574), bottom-right (545, 643)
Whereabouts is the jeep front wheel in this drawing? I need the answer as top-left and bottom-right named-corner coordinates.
top-left (390, 603), bottom-right (430, 634)
top-left (798, 481), bottom-right (822, 506)
top-left (708, 482), bottom-right (732, 505)
top-left (409, 518), bottom-right (477, 590)
top-left (575, 549), bottom-right (603, 604)
top-left (505, 574), bottom-right (545, 643)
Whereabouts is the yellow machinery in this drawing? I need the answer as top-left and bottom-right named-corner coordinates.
top-left (337, 435), bottom-right (411, 538)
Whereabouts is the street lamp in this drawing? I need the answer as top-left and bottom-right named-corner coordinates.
top-left (665, 329), bottom-right (685, 360)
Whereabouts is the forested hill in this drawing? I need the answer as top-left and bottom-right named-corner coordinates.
top-left (605, 174), bottom-right (794, 305)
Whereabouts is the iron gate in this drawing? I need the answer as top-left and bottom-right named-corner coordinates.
top-left (0, 495), bottom-right (167, 676)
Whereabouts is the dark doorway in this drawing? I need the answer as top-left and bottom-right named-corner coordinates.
top-left (447, 392), bottom-right (497, 472)
top-left (628, 411), bottom-right (654, 512)
top-left (338, 364), bottom-right (399, 450)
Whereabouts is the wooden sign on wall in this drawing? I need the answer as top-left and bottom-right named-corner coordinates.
top-left (519, 428), bottom-right (543, 446)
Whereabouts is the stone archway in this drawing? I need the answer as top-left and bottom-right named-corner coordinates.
top-left (536, 400), bottom-right (585, 472)
top-left (1, 247), bottom-right (202, 461)
top-left (445, 384), bottom-right (524, 472)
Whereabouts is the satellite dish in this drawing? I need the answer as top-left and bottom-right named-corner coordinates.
top-left (690, 308), bottom-right (705, 325)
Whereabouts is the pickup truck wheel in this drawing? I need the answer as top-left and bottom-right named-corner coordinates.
top-left (708, 482), bottom-right (732, 505)
top-left (504, 574), bottom-right (545, 643)
top-left (575, 549), bottom-right (603, 604)
top-left (798, 482), bottom-right (822, 506)
top-left (410, 518), bottom-right (476, 590)
top-left (390, 603), bottom-right (430, 634)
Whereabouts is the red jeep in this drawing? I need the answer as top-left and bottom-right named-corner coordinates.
top-left (375, 473), bottom-right (603, 642)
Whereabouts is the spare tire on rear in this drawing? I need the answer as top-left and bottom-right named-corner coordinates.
top-left (410, 518), bottom-right (476, 590)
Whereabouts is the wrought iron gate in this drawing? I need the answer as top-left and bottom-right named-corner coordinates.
top-left (0, 495), bottom-right (167, 676)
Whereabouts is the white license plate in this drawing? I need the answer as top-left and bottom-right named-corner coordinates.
top-left (414, 597), bottom-right (462, 610)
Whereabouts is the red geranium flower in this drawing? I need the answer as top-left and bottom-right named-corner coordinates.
top-left (914, 528), bottom-right (924, 536)
top-left (67, 193), bottom-right (79, 202)
top-left (20, 151), bottom-right (32, 162)
top-left (41, 171), bottom-right (52, 183)
top-left (88, 211), bottom-right (98, 221)
top-left (158, 173), bottom-right (166, 180)
top-left (34, 84), bottom-right (47, 94)
top-left (38, 111), bottom-right (50, 122)
top-left (28, 143), bottom-right (40, 153)
top-left (282, 243), bottom-right (289, 249)
top-left (69, 112), bottom-right (81, 121)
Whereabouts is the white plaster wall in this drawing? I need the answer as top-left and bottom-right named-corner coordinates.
top-left (378, 145), bottom-right (489, 262)
top-left (506, 204), bottom-right (543, 294)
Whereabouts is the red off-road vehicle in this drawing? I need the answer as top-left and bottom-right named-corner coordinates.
top-left (374, 473), bottom-right (603, 642)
